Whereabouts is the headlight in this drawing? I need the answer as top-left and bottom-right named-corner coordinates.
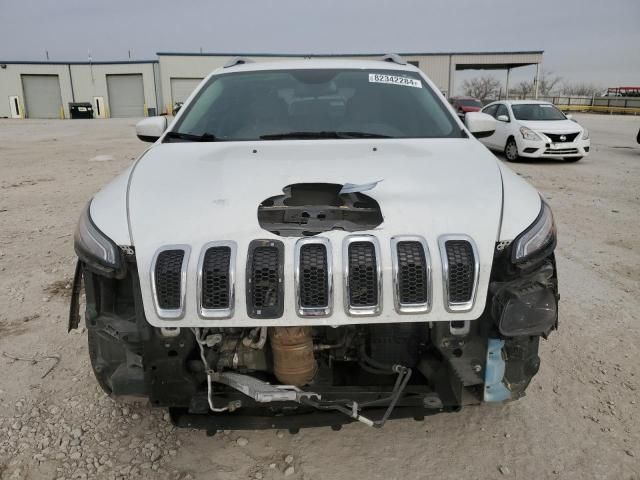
top-left (74, 201), bottom-right (125, 277)
top-left (520, 126), bottom-right (541, 141)
top-left (582, 129), bottom-right (589, 140)
top-left (512, 199), bottom-right (556, 263)
top-left (492, 263), bottom-right (558, 337)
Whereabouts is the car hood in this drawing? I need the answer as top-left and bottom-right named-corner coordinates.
top-left (518, 119), bottom-right (582, 132)
top-left (461, 106), bottom-right (481, 112)
top-left (127, 138), bottom-right (505, 327)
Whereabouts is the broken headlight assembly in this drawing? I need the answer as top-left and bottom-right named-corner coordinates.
top-left (74, 201), bottom-right (125, 278)
top-left (512, 199), bottom-right (556, 264)
top-left (492, 263), bottom-right (558, 336)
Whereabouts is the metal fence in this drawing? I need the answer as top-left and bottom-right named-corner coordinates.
top-left (487, 95), bottom-right (640, 114)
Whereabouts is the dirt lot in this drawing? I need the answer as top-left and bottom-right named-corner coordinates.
top-left (0, 114), bottom-right (638, 480)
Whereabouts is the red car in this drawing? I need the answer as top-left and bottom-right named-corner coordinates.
top-left (449, 96), bottom-right (483, 118)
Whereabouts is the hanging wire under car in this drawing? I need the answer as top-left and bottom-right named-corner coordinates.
top-left (191, 328), bottom-right (241, 413)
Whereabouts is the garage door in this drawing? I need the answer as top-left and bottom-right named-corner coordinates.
top-left (170, 78), bottom-right (203, 105)
top-left (21, 75), bottom-right (63, 119)
top-left (107, 74), bottom-right (145, 117)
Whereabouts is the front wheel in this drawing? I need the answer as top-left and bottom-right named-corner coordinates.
top-left (504, 138), bottom-right (520, 162)
top-left (564, 156), bottom-right (583, 162)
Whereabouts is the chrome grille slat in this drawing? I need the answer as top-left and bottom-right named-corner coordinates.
top-left (197, 241), bottom-right (236, 319)
top-left (391, 236), bottom-right (431, 314)
top-left (343, 235), bottom-right (382, 316)
top-left (295, 237), bottom-right (332, 317)
top-left (438, 235), bottom-right (479, 313)
top-left (246, 239), bottom-right (285, 319)
top-left (150, 245), bottom-right (190, 319)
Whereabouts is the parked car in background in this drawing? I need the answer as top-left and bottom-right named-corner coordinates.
top-left (449, 96), bottom-right (483, 118)
top-left (479, 100), bottom-right (590, 162)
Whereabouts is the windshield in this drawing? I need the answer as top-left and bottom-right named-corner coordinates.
top-left (171, 69), bottom-right (463, 141)
top-left (511, 104), bottom-right (566, 121)
top-left (458, 99), bottom-right (482, 107)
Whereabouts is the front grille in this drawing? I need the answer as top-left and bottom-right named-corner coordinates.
top-left (544, 148), bottom-right (579, 155)
top-left (154, 249), bottom-right (185, 310)
top-left (396, 241), bottom-right (428, 305)
top-left (347, 241), bottom-right (379, 308)
top-left (201, 246), bottom-right (231, 309)
top-left (445, 240), bottom-right (475, 304)
top-left (299, 244), bottom-right (329, 308)
top-left (246, 240), bottom-right (284, 318)
top-left (545, 132), bottom-right (579, 143)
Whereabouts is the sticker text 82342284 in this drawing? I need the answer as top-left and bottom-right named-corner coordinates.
top-left (368, 73), bottom-right (422, 88)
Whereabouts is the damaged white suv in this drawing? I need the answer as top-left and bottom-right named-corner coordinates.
top-left (70, 56), bottom-right (559, 432)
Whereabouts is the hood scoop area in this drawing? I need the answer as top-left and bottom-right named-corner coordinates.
top-left (258, 183), bottom-right (383, 237)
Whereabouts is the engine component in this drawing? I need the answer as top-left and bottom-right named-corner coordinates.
top-left (212, 371), bottom-right (318, 402)
top-left (270, 326), bottom-right (317, 386)
top-left (218, 338), bottom-right (268, 371)
top-left (368, 323), bottom-right (425, 368)
top-left (258, 183), bottom-right (383, 237)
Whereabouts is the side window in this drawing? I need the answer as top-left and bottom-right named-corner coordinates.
top-left (482, 104), bottom-right (498, 118)
top-left (495, 104), bottom-right (509, 121)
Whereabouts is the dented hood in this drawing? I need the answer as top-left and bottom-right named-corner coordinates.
top-left (128, 138), bottom-right (504, 327)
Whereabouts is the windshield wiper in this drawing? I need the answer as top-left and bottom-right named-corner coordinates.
top-left (164, 131), bottom-right (218, 142)
top-left (260, 131), bottom-right (392, 140)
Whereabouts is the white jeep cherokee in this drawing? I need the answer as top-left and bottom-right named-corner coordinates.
top-left (70, 56), bottom-right (559, 432)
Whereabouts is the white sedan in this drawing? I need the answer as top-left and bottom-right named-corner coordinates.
top-left (479, 100), bottom-right (590, 162)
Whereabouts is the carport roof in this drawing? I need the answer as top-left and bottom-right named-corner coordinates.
top-left (0, 60), bottom-right (158, 65)
top-left (156, 50), bottom-right (544, 57)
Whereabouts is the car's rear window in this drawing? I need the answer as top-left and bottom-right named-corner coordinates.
top-left (172, 69), bottom-right (463, 140)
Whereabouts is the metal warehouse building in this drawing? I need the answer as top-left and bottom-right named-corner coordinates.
top-left (0, 51), bottom-right (542, 119)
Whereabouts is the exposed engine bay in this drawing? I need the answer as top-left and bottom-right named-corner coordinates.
top-left (71, 242), bottom-right (557, 432)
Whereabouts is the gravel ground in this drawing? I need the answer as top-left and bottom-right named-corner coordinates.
top-left (0, 114), bottom-right (638, 480)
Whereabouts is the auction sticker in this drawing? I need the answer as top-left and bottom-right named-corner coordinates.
top-left (369, 73), bottom-right (422, 88)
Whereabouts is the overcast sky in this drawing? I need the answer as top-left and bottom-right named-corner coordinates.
top-left (1, 0), bottom-right (638, 93)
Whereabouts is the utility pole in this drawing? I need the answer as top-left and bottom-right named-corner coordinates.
top-left (505, 68), bottom-right (511, 100)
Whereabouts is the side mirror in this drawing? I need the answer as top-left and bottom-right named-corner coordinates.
top-left (136, 116), bottom-right (168, 142)
top-left (497, 114), bottom-right (509, 122)
top-left (465, 112), bottom-right (497, 138)
top-left (565, 114), bottom-right (573, 120)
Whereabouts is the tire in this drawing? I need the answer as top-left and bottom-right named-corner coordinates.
top-left (564, 156), bottom-right (583, 162)
top-left (504, 138), bottom-right (520, 162)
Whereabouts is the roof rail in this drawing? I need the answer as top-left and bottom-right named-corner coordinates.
top-left (223, 56), bottom-right (254, 68)
top-left (380, 54), bottom-right (407, 66)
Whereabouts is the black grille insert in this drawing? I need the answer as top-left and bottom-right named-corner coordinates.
top-left (154, 249), bottom-right (185, 310)
top-left (396, 241), bottom-right (428, 305)
top-left (246, 240), bottom-right (284, 318)
top-left (299, 244), bottom-right (328, 308)
top-left (348, 242), bottom-right (378, 307)
top-left (445, 240), bottom-right (475, 304)
top-left (545, 132), bottom-right (579, 143)
top-left (201, 246), bottom-right (231, 309)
